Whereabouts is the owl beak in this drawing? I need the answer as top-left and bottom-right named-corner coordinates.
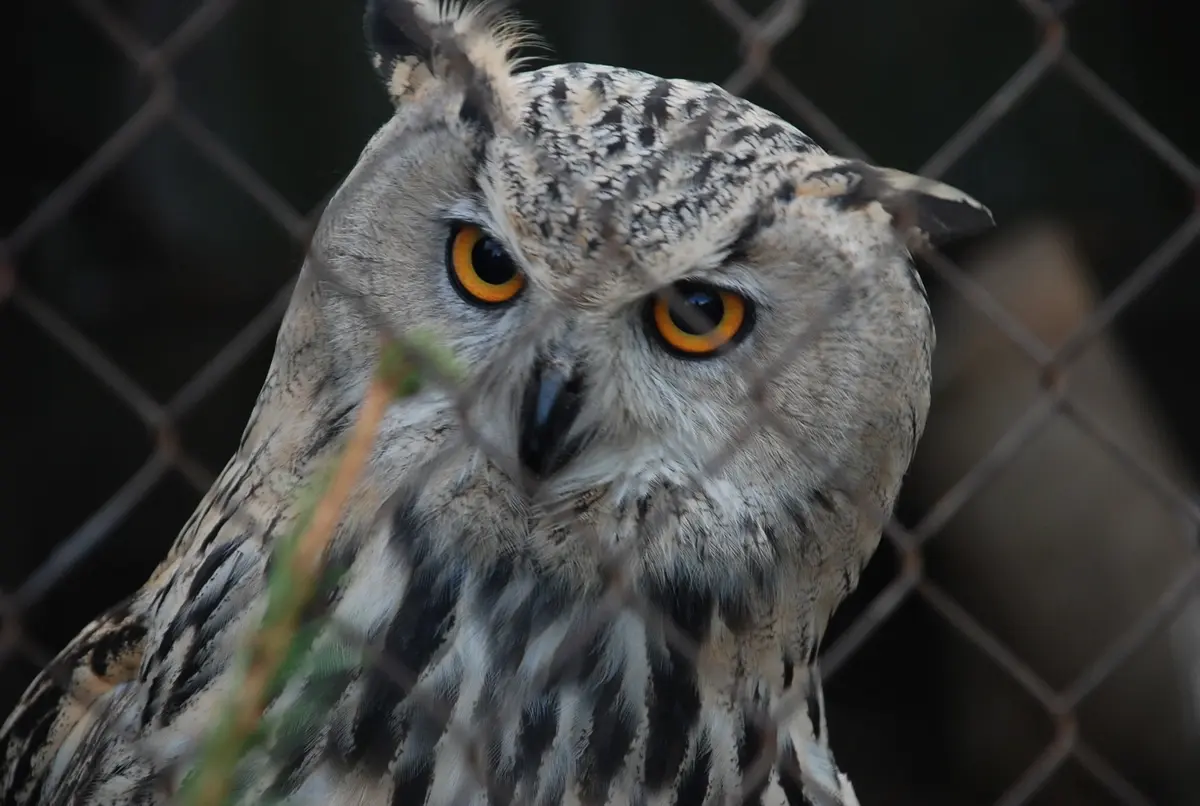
top-left (518, 361), bottom-right (585, 479)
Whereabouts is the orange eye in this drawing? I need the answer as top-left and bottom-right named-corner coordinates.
top-left (647, 282), bottom-right (754, 357)
top-left (446, 222), bottom-right (524, 306)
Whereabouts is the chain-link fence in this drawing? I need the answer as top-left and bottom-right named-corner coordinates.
top-left (3, 0), bottom-right (1199, 805)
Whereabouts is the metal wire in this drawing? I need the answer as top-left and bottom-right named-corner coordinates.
top-left (2, 0), bottom-right (1198, 804)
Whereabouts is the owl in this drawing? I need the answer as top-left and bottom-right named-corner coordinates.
top-left (0, 1), bottom-right (993, 804)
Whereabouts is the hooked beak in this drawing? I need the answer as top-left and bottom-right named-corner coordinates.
top-left (518, 360), bottom-right (585, 479)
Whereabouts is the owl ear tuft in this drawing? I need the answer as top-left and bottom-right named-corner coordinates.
top-left (800, 161), bottom-right (996, 247)
top-left (364, 0), bottom-right (539, 129)
top-left (867, 166), bottom-right (996, 246)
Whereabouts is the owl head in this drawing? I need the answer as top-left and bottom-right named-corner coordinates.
top-left (291, 0), bottom-right (993, 646)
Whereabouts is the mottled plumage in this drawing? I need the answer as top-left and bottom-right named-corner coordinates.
top-left (0, 1), bottom-right (993, 804)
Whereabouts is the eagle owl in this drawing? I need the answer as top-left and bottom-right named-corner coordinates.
top-left (0, 1), bottom-right (993, 803)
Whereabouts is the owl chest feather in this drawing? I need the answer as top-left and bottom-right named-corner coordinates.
top-left (213, 499), bottom-right (843, 805)
top-left (13, 484), bottom-right (850, 806)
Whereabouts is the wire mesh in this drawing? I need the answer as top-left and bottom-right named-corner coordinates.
top-left (2, 0), bottom-right (1199, 804)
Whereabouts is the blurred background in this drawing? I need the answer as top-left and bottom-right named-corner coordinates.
top-left (3, 1), bottom-right (1199, 804)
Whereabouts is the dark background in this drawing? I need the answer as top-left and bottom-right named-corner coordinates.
top-left (3, 1), bottom-right (1198, 804)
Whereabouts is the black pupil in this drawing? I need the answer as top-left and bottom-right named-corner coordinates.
top-left (669, 286), bottom-right (724, 335)
top-left (472, 235), bottom-right (516, 285)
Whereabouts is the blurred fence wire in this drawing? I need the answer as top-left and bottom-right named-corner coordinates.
top-left (3, 0), bottom-right (1200, 805)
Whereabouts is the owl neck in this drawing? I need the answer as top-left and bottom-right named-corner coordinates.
top-left (161, 278), bottom-right (375, 562)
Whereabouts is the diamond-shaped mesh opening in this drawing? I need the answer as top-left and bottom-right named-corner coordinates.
top-left (746, 0), bottom-right (1033, 166)
top-left (5, 3), bottom-right (154, 239)
top-left (1060, 0), bottom-right (1195, 154)
top-left (915, 69), bottom-right (1192, 281)
top-left (885, 596), bottom-right (1056, 806)
top-left (168, 0), bottom-right (389, 215)
top-left (15, 124), bottom-right (301, 401)
top-left (0, 307), bottom-right (151, 591)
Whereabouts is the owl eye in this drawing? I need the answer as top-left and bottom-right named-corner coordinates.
top-left (646, 281), bottom-right (754, 357)
top-left (446, 221), bottom-right (525, 306)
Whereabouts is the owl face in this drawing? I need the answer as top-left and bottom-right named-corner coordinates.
top-left (306, 0), bottom-right (992, 620)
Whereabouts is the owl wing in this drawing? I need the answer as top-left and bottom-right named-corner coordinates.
top-left (0, 597), bottom-right (148, 804)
